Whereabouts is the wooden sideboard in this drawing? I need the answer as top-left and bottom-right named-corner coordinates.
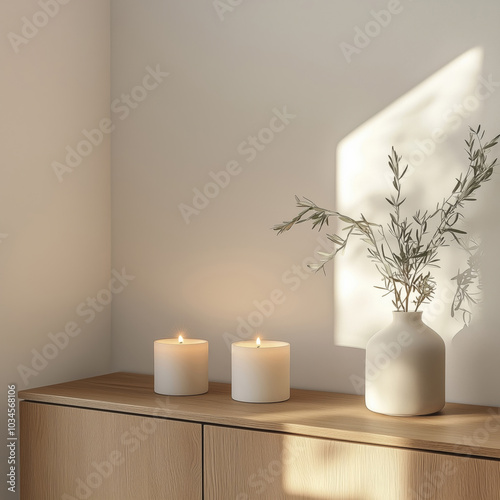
top-left (19, 372), bottom-right (500, 499)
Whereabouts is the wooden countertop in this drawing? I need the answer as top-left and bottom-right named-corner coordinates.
top-left (19, 372), bottom-right (500, 460)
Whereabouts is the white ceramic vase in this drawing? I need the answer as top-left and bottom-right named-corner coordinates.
top-left (365, 311), bottom-right (445, 416)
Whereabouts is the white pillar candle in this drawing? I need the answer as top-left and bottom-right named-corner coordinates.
top-left (154, 336), bottom-right (208, 396)
top-left (231, 338), bottom-right (290, 403)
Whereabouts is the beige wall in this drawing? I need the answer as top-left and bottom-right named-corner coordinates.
top-left (111, 0), bottom-right (500, 407)
top-left (1, 1), bottom-right (111, 496)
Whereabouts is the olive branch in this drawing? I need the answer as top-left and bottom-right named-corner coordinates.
top-left (274, 126), bottom-right (499, 323)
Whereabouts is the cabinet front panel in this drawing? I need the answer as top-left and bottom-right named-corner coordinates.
top-left (20, 401), bottom-right (202, 500)
top-left (204, 425), bottom-right (500, 500)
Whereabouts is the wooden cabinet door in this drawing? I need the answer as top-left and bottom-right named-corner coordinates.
top-left (20, 401), bottom-right (202, 500)
top-left (204, 425), bottom-right (500, 500)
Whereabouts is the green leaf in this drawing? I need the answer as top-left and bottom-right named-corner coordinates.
top-left (339, 216), bottom-right (353, 224)
top-left (273, 126), bottom-right (497, 327)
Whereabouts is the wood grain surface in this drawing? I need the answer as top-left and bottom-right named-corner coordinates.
top-left (204, 425), bottom-right (500, 500)
top-left (19, 371), bottom-right (500, 459)
top-left (20, 400), bottom-right (202, 500)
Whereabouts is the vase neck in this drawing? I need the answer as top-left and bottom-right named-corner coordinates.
top-left (391, 311), bottom-right (423, 324)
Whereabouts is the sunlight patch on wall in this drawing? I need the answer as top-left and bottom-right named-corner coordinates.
top-left (334, 47), bottom-right (484, 348)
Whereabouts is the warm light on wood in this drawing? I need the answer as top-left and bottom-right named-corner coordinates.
top-left (18, 372), bottom-right (500, 500)
top-left (18, 372), bottom-right (500, 459)
top-left (205, 426), bottom-right (500, 499)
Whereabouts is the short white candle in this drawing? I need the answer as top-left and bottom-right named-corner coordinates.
top-left (231, 338), bottom-right (290, 403)
top-left (154, 336), bottom-right (208, 396)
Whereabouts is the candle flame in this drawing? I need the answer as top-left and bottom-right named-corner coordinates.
top-left (256, 337), bottom-right (261, 347)
top-left (178, 335), bottom-right (184, 344)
